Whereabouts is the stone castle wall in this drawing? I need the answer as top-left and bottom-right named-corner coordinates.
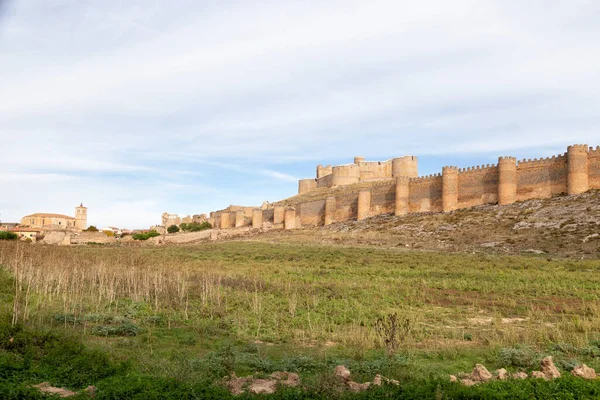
top-left (300, 156), bottom-right (418, 194)
top-left (205, 145), bottom-right (600, 232)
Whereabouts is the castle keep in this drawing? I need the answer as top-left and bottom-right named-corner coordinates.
top-left (197, 145), bottom-right (600, 232)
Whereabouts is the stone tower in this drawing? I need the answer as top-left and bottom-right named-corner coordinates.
top-left (75, 203), bottom-right (87, 231)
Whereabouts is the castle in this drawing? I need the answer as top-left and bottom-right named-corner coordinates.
top-left (167, 144), bottom-right (599, 233)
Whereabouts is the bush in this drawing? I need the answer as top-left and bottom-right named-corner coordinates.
top-left (167, 225), bottom-right (180, 234)
top-left (92, 322), bottom-right (139, 337)
top-left (84, 226), bottom-right (99, 232)
top-left (181, 222), bottom-right (212, 232)
top-left (132, 230), bottom-right (161, 241)
top-left (0, 231), bottom-right (17, 240)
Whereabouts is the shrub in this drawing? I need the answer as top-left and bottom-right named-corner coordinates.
top-left (84, 226), bottom-right (99, 232)
top-left (103, 230), bottom-right (115, 237)
top-left (92, 322), bottom-right (139, 337)
top-left (132, 230), bottom-right (161, 241)
top-left (167, 225), bottom-right (180, 234)
top-left (0, 231), bottom-right (17, 240)
top-left (182, 222), bottom-right (212, 232)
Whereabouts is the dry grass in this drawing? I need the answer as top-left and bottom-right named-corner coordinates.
top-left (2, 240), bottom-right (600, 361)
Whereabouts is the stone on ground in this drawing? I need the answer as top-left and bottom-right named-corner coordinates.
top-left (540, 356), bottom-right (561, 379)
top-left (334, 365), bottom-right (352, 381)
top-left (470, 364), bottom-right (493, 382)
top-left (32, 382), bottom-right (77, 398)
top-left (248, 379), bottom-right (277, 395)
top-left (495, 368), bottom-right (508, 380)
top-left (571, 364), bottom-right (596, 379)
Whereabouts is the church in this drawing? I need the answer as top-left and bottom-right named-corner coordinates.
top-left (20, 204), bottom-right (88, 231)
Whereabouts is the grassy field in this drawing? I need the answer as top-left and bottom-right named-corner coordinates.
top-left (2, 240), bottom-right (600, 398)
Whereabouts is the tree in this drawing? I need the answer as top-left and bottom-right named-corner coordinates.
top-left (167, 225), bottom-right (180, 234)
top-left (180, 223), bottom-right (188, 231)
top-left (84, 226), bottom-right (99, 232)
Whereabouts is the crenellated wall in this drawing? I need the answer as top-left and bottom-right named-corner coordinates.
top-left (516, 155), bottom-right (567, 201)
top-left (205, 144), bottom-right (600, 232)
top-left (457, 165), bottom-right (499, 208)
top-left (301, 155), bottom-right (418, 193)
top-left (409, 174), bottom-right (443, 213)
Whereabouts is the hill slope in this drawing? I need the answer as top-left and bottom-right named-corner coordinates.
top-left (257, 190), bottom-right (600, 258)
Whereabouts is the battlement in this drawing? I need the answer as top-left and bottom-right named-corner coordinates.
top-left (517, 154), bottom-right (566, 169)
top-left (442, 166), bottom-right (459, 173)
top-left (302, 155), bottom-right (417, 193)
top-left (410, 173), bottom-right (442, 183)
top-left (568, 144), bottom-right (589, 152)
top-left (458, 164), bottom-right (497, 174)
top-left (196, 143), bottom-right (599, 232)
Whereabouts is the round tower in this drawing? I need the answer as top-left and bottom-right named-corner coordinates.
top-left (394, 177), bottom-right (410, 216)
top-left (498, 157), bottom-right (517, 205)
top-left (75, 203), bottom-right (87, 230)
top-left (392, 156), bottom-right (418, 179)
top-left (567, 144), bottom-right (589, 195)
top-left (331, 164), bottom-right (360, 187)
top-left (354, 156), bottom-right (365, 164)
top-left (442, 167), bottom-right (459, 212)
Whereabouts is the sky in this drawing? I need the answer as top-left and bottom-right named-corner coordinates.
top-left (1, 0), bottom-right (599, 228)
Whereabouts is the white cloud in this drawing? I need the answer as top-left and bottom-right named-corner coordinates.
top-left (0, 0), bottom-right (599, 226)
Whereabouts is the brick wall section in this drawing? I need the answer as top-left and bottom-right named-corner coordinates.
top-left (298, 199), bottom-right (326, 226)
top-left (457, 166), bottom-right (499, 208)
top-left (262, 209), bottom-right (274, 224)
top-left (516, 155), bottom-right (568, 201)
top-left (358, 161), bottom-right (392, 181)
top-left (409, 175), bottom-right (443, 213)
top-left (317, 174), bottom-right (333, 188)
top-left (335, 192), bottom-right (359, 221)
top-left (589, 147), bottom-right (600, 189)
top-left (370, 182), bottom-right (396, 216)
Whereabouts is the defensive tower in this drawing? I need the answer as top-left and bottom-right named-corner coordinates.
top-left (498, 157), bottom-right (517, 205)
top-left (567, 144), bottom-right (589, 195)
top-left (442, 166), bottom-right (459, 212)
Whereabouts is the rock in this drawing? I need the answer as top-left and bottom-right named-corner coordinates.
top-left (460, 379), bottom-right (477, 386)
top-left (334, 365), bottom-right (352, 381)
top-left (512, 372), bottom-right (528, 380)
top-left (571, 364), bottom-right (596, 379)
top-left (346, 381), bottom-right (370, 392)
top-left (481, 242), bottom-right (500, 248)
top-left (495, 368), bottom-right (508, 380)
top-left (225, 373), bottom-right (251, 395)
top-left (85, 385), bottom-right (97, 397)
top-left (531, 371), bottom-right (548, 380)
top-left (32, 382), bottom-right (77, 398)
top-left (373, 375), bottom-right (382, 386)
top-left (583, 233), bottom-right (599, 243)
top-left (471, 364), bottom-right (493, 382)
top-left (524, 249), bottom-right (546, 254)
top-left (270, 371), bottom-right (300, 387)
top-left (248, 379), bottom-right (277, 395)
top-left (540, 356), bottom-right (561, 379)
top-left (450, 375), bottom-right (458, 382)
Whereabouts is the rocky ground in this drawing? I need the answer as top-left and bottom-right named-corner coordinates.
top-left (254, 190), bottom-right (600, 258)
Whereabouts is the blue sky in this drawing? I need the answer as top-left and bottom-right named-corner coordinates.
top-left (1, 0), bottom-right (599, 228)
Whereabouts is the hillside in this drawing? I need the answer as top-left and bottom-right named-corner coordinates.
top-left (259, 190), bottom-right (600, 258)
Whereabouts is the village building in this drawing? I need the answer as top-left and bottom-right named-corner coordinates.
top-left (20, 204), bottom-right (88, 231)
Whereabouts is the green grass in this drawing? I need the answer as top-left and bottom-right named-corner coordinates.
top-left (1, 241), bottom-right (600, 397)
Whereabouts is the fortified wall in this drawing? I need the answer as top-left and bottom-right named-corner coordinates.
top-left (202, 144), bottom-right (600, 231)
top-left (298, 155), bottom-right (418, 194)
